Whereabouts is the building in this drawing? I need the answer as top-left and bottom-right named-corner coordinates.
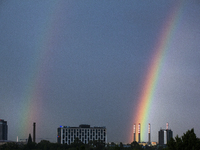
top-left (158, 123), bottom-right (173, 145)
top-left (57, 124), bottom-right (107, 145)
top-left (0, 119), bottom-right (8, 140)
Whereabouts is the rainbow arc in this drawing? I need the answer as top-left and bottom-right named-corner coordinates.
top-left (133, 1), bottom-right (185, 142)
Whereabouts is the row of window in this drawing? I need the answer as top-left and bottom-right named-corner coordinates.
top-left (63, 134), bottom-right (106, 140)
top-left (64, 131), bottom-right (106, 136)
top-left (63, 137), bottom-right (106, 144)
top-left (62, 129), bottom-right (106, 134)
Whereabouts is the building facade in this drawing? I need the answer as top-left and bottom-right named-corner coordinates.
top-left (158, 129), bottom-right (173, 145)
top-left (0, 119), bottom-right (8, 140)
top-left (57, 124), bottom-right (107, 145)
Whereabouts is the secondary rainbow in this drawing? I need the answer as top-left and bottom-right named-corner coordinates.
top-left (133, 1), bottom-right (185, 142)
top-left (17, 1), bottom-right (65, 139)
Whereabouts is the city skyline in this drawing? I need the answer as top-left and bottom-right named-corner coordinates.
top-left (0, 120), bottom-right (170, 144)
top-left (0, 0), bottom-right (200, 143)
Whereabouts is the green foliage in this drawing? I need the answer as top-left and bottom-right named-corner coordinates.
top-left (28, 134), bottom-right (32, 143)
top-left (130, 141), bottom-right (142, 150)
top-left (166, 128), bottom-right (200, 150)
top-left (0, 142), bottom-right (20, 150)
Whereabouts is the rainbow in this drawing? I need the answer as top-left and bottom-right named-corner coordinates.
top-left (17, 1), bottom-right (66, 139)
top-left (133, 1), bottom-right (186, 142)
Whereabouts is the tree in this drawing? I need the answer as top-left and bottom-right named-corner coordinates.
top-left (36, 140), bottom-right (51, 150)
top-left (166, 128), bottom-right (200, 150)
top-left (130, 141), bottom-right (142, 150)
top-left (70, 137), bottom-right (84, 149)
top-left (28, 134), bottom-right (32, 143)
top-left (0, 142), bottom-right (20, 150)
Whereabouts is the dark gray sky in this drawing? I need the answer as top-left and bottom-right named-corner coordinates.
top-left (0, 0), bottom-right (200, 143)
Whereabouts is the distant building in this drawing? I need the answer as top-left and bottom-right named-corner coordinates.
top-left (57, 124), bottom-right (107, 145)
top-left (0, 119), bottom-right (8, 140)
top-left (151, 141), bottom-right (157, 146)
top-left (158, 129), bottom-right (173, 145)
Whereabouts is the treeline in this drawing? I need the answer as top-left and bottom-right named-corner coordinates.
top-left (164, 128), bottom-right (200, 150)
top-left (0, 139), bottom-right (153, 150)
top-left (1, 128), bottom-right (200, 150)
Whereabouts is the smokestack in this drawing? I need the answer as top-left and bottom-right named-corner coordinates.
top-left (133, 124), bottom-right (136, 141)
top-left (166, 122), bottom-right (169, 130)
top-left (148, 123), bottom-right (151, 144)
top-left (33, 122), bottom-right (36, 143)
top-left (138, 123), bottom-right (140, 143)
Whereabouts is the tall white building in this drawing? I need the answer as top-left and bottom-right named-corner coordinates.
top-left (57, 124), bottom-right (107, 145)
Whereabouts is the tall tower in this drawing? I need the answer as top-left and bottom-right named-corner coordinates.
top-left (148, 123), bottom-right (151, 144)
top-left (33, 122), bottom-right (36, 143)
top-left (133, 124), bottom-right (136, 141)
top-left (138, 123), bottom-right (140, 143)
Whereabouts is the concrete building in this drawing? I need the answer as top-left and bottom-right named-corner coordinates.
top-left (158, 123), bottom-right (173, 145)
top-left (57, 124), bottom-right (107, 145)
top-left (0, 119), bottom-right (8, 140)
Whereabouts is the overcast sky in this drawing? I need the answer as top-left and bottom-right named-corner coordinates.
top-left (0, 0), bottom-right (200, 143)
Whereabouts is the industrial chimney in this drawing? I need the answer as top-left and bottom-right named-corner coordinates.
top-left (138, 123), bottom-right (141, 143)
top-left (133, 124), bottom-right (136, 141)
top-left (148, 123), bottom-right (151, 144)
top-left (33, 122), bottom-right (36, 143)
top-left (166, 122), bottom-right (169, 130)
